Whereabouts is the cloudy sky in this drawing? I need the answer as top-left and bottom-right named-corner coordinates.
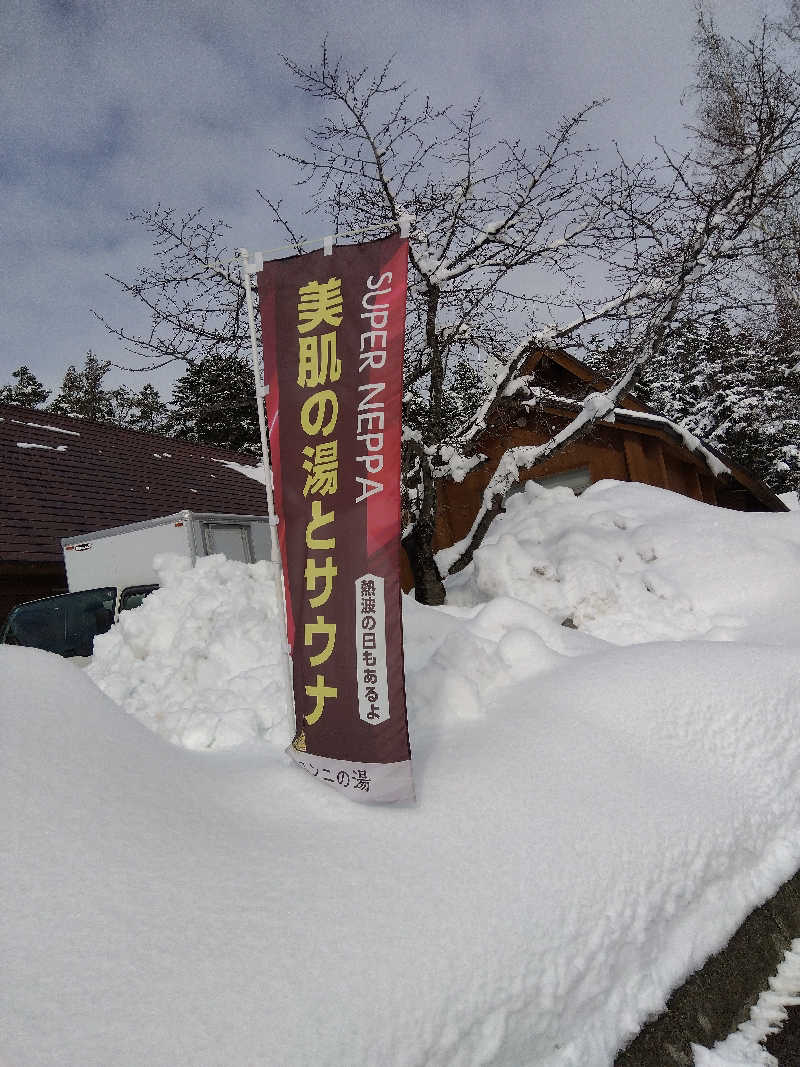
top-left (1, 0), bottom-right (780, 397)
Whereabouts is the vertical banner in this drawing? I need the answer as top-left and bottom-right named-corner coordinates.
top-left (257, 234), bottom-right (414, 803)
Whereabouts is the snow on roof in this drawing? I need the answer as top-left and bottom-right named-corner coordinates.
top-left (519, 363), bottom-right (786, 509)
top-left (524, 388), bottom-right (734, 478)
top-left (11, 419), bottom-right (80, 435)
top-left (610, 406), bottom-right (730, 477)
top-left (16, 442), bottom-right (68, 452)
top-left (212, 457), bottom-right (268, 484)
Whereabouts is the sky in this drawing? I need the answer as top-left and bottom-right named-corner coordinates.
top-left (1, 0), bottom-right (783, 398)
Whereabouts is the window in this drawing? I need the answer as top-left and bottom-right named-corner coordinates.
top-left (507, 466), bottom-right (592, 499)
top-left (1, 587), bottom-right (116, 657)
top-left (535, 467), bottom-right (592, 494)
top-left (201, 522), bottom-right (252, 562)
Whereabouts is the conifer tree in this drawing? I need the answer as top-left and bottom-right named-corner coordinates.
top-left (167, 351), bottom-right (260, 453)
top-left (0, 365), bottom-right (51, 408)
top-left (48, 351), bottom-right (132, 424)
top-left (640, 317), bottom-right (800, 495)
top-left (116, 383), bottom-right (170, 435)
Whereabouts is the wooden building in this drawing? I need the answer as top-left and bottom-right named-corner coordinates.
top-left (410, 349), bottom-right (787, 587)
top-left (0, 404), bottom-right (268, 623)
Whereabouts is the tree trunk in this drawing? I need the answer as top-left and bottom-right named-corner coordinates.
top-left (402, 526), bottom-right (446, 605)
top-left (401, 441), bottom-right (446, 605)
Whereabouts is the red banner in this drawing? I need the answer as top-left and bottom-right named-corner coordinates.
top-left (257, 234), bottom-right (414, 803)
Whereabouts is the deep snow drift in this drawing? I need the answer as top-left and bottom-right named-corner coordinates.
top-left (441, 479), bottom-right (800, 646)
top-left (3, 480), bottom-right (800, 1066)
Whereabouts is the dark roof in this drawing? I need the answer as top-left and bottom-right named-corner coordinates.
top-left (0, 404), bottom-right (269, 562)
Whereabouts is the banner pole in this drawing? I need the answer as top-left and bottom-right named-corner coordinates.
top-left (239, 248), bottom-right (280, 562)
top-left (238, 248), bottom-right (296, 717)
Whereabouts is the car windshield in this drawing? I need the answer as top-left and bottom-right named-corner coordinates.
top-left (120, 585), bottom-right (158, 612)
top-left (1, 587), bottom-right (117, 657)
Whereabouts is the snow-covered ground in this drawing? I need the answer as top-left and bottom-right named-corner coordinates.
top-left (3, 480), bottom-right (800, 1066)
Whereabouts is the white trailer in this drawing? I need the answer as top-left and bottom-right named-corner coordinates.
top-left (1, 511), bottom-right (272, 658)
top-left (62, 511), bottom-right (271, 593)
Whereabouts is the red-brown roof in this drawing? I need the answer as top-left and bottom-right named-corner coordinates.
top-left (0, 404), bottom-right (269, 562)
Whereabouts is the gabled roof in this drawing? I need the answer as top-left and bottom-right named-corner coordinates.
top-left (0, 404), bottom-right (268, 563)
top-left (515, 348), bottom-right (789, 512)
top-left (521, 348), bottom-right (648, 409)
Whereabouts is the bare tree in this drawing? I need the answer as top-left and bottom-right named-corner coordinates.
top-left (268, 49), bottom-right (637, 601)
top-left (98, 29), bottom-right (800, 603)
top-left (93, 207), bottom-right (248, 372)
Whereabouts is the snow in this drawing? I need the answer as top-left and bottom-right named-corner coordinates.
top-left (693, 941), bottom-right (800, 1065)
top-left (15, 441), bottom-right (67, 452)
top-left (213, 456), bottom-right (268, 484)
top-left (10, 419), bottom-right (80, 435)
top-left (779, 490), bottom-right (799, 510)
top-left (639, 318), bottom-right (799, 496)
top-left (88, 554), bottom-right (293, 750)
top-left (443, 479), bottom-right (800, 646)
top-left (520, 393), bottom-right (732, 480)
top-left (3, 481), bottom-right (800, 1065)
top-left (611, 408), bottom-right (731, 477)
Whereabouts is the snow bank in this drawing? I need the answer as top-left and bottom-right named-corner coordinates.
top-left (88, 554), bottom-right (293, 750)
top-left (444, 479), bottom-right (800, 646)
top-left (4, 633), bottom-right (800, 1066)
top-left (4, 482), bottom-right (800, 1066)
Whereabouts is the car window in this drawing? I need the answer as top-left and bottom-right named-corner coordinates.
top-left (2, 587), bottom-right (117, 657)
top-left (120, 585), bottom-right (158, 612)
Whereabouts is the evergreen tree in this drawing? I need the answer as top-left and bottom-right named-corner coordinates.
top-left (3, 353), bottom-right (171, 441)
top-left (47, 350), bottom-right (163, 429)
top-left (115, 383), bottom-right (170, 435)
top-left (0, 365), bottom-right (51, 408)
top-left (167, 352), bottom-right (259, 453)
top-left (639, 317), bottom-right (800, 495)
top-left (49, 351), bottom-right (124, 422)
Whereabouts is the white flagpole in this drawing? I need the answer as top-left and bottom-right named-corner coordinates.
top-left (239, 249), bottom-right (280, 562)
top-left (238, 249), bottom-right (296, 715)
